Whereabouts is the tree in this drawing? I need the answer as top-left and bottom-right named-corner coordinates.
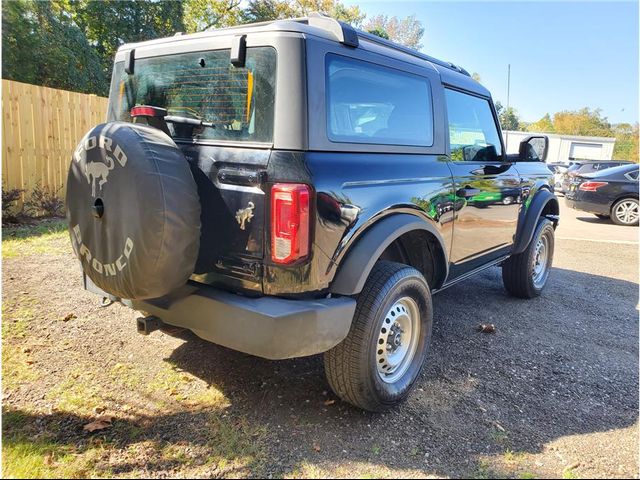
top-left (243, 0), bottom-right (295, 22)
top-left (495, 101), bottom-right (521, 131)
top-left (551, 107), bottom-right (613, 137)
top-left (527, 113), bottom-right (555, 133)
top-left (65, 0), bottom-right (184, 90)
top-left (2, 0), bottom-right (106, 95)
top-left (363, 14), bottom-right (424, 49)
top-left (368, 26), bottom-right (390, 40)
top-left (612, 123), bottom-right (639, 162)
top-left (183, 0), bottom-right (243, 32)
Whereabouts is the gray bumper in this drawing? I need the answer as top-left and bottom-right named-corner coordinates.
top-left (85, 276), bottom-right (356, 360)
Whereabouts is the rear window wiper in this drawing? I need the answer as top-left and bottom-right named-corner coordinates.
top-left (165, 115), bottom-right (216, 129)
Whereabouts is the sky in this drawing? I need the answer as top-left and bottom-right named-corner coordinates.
top-left (343, 0), bottom-right (639, 125)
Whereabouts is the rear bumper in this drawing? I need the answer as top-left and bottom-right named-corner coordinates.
top-left (85, 276), bottom-right (356, 360)
top-left (565, 196), bottom-right (609, 216)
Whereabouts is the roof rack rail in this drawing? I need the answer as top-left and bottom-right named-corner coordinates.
top-left (299, 12), bottom-right (359, 47)
top-left (357, 30), bottom-right (470, 77)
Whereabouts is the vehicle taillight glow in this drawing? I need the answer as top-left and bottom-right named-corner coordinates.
top-left (579, 181), bottom-right (608, 192)
top-left (271, 184), bottom-right (310, 264)
top-left (130, 105), bottom-right (167, 117)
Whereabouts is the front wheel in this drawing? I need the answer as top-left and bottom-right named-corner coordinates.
top-left (502, 218), bottom-right (555, 298)
top-left (611, 198), bottom-right (639, 226)
top-left (324, 261), bottom-right (433, 412)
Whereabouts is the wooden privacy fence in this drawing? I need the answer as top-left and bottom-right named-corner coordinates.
top-left (2, 79), bottom-right (108, 202)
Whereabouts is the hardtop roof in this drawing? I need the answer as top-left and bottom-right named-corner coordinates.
top-left (116, 15), bottom-right (490, 98)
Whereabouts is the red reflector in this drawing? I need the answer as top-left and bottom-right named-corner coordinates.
top-left (130, 105), bottom-right (167, 117)
top-left (271, 184), bottom-right (310, 264)
top-left (579, 181), bottom-right (608, 192)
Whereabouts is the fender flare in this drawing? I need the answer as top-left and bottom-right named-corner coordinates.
top-left (330, 213), bottom-right (448, 296)
top-left (512, 190), bottom-right (559, 255)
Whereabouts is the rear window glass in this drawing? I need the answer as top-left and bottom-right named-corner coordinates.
top-left (326, 54), bottom-right (433, 146)
top-left (108, 47), bottom-right (276, 143)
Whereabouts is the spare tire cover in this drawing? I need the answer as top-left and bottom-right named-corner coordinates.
top-left (66, 122), bottom-right (201, 300)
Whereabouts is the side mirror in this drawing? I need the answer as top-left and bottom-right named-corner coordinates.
top-left (519, 135), bottom-right (549, 162)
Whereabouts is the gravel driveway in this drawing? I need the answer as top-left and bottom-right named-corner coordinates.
top-left (2, 210), bottom-right (638, 478)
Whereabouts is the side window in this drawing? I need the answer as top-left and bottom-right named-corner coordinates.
top-left (326, 54), bottom-right (433, 146)
top-left (445, 89), bottom-right (503, 162)
top-left (625, 169), bottom-right (639, 181)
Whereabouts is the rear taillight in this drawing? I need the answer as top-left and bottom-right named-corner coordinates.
top-left (271, 184), bottom-right (310, 264)
top-left (579, 181), bottom-right (608, 192)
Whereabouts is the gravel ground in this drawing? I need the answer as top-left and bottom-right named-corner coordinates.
top-left (2, 215), bottom-right (638, 479)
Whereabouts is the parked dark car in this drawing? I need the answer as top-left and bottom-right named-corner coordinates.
top-left (65, 14), bottom-right (559, 411)
top-left (565, 164), bottom-right (639, 225)
top-left (559, 160), bottom-right (632, 194)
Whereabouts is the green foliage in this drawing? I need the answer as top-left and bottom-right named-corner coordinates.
top-left (70, 0), bottom-right (185, 86)
top-left (364, 14), bottom-right (424, 49)
top-left (552, 107), bottom-right (613, 137)
top-left (527, 113), bottom-right (555, 133)
top-left (2, 0), bottom-right (106, 95)
top-left (183, 0), bottom-right (242, 32)
top-left (368, 26), bottom-right (390, 39)
top-left (243, 0), bottom-right (365, 26)
top-left (612, 123), bottom-right (639, 161)
top-left (495, 101), bottom-right (521, 131)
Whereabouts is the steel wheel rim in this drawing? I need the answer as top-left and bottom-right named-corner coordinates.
top-left (615, 200), bottom-right (638, 225)
top-left (531, 235), bottom-right (549, 288)
top-left (376, 297), bottom-right (420, 384)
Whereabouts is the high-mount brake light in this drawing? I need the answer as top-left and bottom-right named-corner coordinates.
top-left (271, 184), bottom-right (310, 264)
top-left (130, 106), bottom-right (167, 118)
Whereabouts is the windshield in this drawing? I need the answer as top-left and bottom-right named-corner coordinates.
top-left (108, 47), bottom-right (276, 143)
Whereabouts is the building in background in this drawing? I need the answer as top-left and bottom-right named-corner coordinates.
top-left (503, 131), bottom-right (616, 163)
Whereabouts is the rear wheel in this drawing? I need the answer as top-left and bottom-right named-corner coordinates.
top-left (502, 218), bottom-right (555, 298)
top-left (611, 198), bottom-right (639, 226)
top-left (324, 261), bottom-right (432, 412)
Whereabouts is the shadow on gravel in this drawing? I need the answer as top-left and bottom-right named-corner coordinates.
top-left (161, 265), bottom-right (640, 477)
top-left (5, 266), bottom-right (637, 478)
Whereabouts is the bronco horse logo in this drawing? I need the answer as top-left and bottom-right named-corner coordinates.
top-left (85, 157), bottom-right (114, 197)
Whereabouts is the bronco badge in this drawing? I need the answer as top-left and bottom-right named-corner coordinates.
top-left (235, 201), bottom-right (255, 230)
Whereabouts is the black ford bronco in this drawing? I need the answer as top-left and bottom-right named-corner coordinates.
top-left (66, 14), bottom-right (559, 411)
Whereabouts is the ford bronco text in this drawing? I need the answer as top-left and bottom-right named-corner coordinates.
top-left (66, 14), bottom-right (559, 411)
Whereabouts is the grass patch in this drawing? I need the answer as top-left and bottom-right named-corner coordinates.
top-left (2, 297), bottom-right (40, 390)
top-left (46, 373), bottom-right (105, 416)
top-left (2, 408), bottom-right (105, 479)
top-left (2, 219), bottom-right (69, 258)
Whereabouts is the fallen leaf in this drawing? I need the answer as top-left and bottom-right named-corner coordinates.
top-left (312, 443), bottom-right (321, 452)
top-left (493, 421), bottom-right (505, 432)
top-left (93, 406), bottom-right (106, 414)
top-left (22, 347), bottom-right (32, 354)
top-left (478, 323), bottom-right (496, 334)
top-left (323, 399), bottom-right (335, 406)
top-left (25, 360), bottom-right (34, 365)
top-left (43, 453), bottom-right (54, 465)
top-left (564, 462), bottom-right (580, 473)
top-left (83, 415), bottom-right (113, 433)
top-left (62, 313), bottom-right (77, 322)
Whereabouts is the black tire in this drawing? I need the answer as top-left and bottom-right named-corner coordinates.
top-left (324, 261), bottom-right (433, 412)
top-left (610, 198), bottom-right (639, 226)
top-left (502, 218), bottom-right (555, 299)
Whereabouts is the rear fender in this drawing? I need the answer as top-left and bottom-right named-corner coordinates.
top-left (330, 214), bottom-right (448, 296)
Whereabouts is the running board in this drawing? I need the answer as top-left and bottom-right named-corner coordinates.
top-left (433, 255), bottom-right (509, 294)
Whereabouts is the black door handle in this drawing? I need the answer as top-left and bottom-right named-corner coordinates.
top-left (457, 186), bottom-right (481, 198)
